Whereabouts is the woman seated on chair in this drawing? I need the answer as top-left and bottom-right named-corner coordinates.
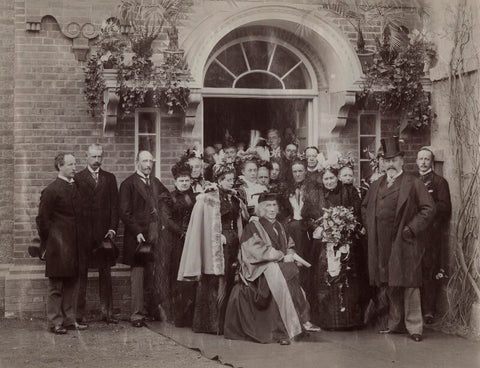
top-left (224, 192), bottom-right (319, 345)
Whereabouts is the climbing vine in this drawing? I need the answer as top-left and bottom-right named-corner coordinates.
top-left (440, 0), bottom-right (480, 337)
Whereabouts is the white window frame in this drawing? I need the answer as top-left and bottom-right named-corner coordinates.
top-left (135, 108), bottom-right (161, 179)
top-left (358, 111), bottom-right (381, 182)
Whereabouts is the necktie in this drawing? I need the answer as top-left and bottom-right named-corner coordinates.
top-left (92, 171), bottom-right (98, 184)
top-left (295, 188), bottom-right (301, 204)
top-left (387, 176), bottom-right (395, 188)
top-left (145, 176), bottom-right (150, 186)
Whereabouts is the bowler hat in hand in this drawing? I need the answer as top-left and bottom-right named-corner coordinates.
top-left (381, 137), bottom-right (404, 159)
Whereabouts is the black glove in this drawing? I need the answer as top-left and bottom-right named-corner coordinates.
top-left (402, 226), bottom-right (414, 242)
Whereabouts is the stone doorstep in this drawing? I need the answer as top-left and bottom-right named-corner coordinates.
top-left (3, 263), bottom-right (131, 280)
top-left (2, 263), bottom-right (133, 319)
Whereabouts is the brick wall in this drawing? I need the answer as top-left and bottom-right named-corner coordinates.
top-left (0, 0), bottom-right (15, 267)
top-left (3, 0), bottom-right (427, 318)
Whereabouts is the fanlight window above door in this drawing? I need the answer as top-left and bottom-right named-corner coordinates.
top-left (204, 40), bottom-right (312, 89)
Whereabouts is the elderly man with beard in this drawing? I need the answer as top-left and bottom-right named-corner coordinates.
top-left (362, 137), bottom-right (435, 342)
top-left (415, 147), bottom-right (451, 324)
top-left (119, 150), bottom-right (170, 327)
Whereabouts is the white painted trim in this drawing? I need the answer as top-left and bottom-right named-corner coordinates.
top-left (201, 88), bottom-right (317, 98)
top-left (232, 69), bottom-right (285, 89)
top-left (183, 4), bottom-right (362, 90)
top-left (204, 36), bottom-right (318, 91)
top-left (135, 108), bottom-right (162, 179)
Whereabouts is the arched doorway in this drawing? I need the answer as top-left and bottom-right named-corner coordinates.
top-left (202, 36), bottom-right (318, 149)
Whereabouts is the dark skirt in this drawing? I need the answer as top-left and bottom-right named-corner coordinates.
top-left (224, 262), bottom-right (309, 343)
top-left (286, 220), bottom-right (312, 301)
top-left (192, 230), bottom-right (239, 334)
top-left (310, 240), bottom-right (364, 330)
top-left (170, 235), bottom-right (197, 327)
top-left (150, 228), bottom-right (172, 320)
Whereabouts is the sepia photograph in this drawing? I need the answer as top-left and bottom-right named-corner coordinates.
top-left (0, 0), bottom-right (479, 367)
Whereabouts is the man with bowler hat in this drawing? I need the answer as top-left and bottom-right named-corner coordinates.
top-left (415, 146), bottom-right (451, 324)
top-left (361, 137), bottom-right (435, 342)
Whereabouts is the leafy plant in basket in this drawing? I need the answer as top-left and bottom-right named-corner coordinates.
top-left (361, 27), bottom-right (437, 130)
top-left (84, 19), bottom-right (127, 116)
top-left (84, 1), bottom-right (191, 117)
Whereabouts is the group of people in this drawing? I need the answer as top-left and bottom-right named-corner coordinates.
top-left (35, 128), bottom-right (451, 345)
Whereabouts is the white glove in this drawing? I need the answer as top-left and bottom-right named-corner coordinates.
top-left (283, 254), bottom-right (295, 263)
top-left (312, 226), bottom-right (323, 240)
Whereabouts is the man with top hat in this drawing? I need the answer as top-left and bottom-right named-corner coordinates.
top-left (361, 137), bottom-right (435, 342)
top-left (415, 146), bottom-right (452, 324)
top-left (74, 143), bottom-right (119, 325)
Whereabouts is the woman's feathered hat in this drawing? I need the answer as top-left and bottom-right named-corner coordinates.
top-left (337, 152), bottom-right (355, 170)
top-left (212, 162), bottom-right (235, 182)
top-left (180, 148), bottom-right (203, 162)
top-left (236, 147), bottom-right (262, 165)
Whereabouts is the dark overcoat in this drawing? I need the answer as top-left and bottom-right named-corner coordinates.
top-left (361, 173), bottom-right (436, 287)
top-left (74, 168), bottom-right (119, 267)
top-left (415, 171), bottom-right (452, 275)
top-left (119, 173), bottom-right (169, 266)
top-left (36, 178), bottom-right (81, 278)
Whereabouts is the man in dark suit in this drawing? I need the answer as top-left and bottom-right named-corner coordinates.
top-left (75, 144), bottom-right (119, 324)
top-left (119, 150), bottom-right (170, 327)
top-left (267, 128), bottom-right (283, 160)
top-left (362, 137), bottom-right (435, 342)
top-left (36, 153), bottom-right (87, 334)
top-left (415, 147), bottom-right (452, 324)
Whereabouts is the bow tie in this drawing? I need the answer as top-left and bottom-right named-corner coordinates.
top-left (271, 149), bottom-right (281, 158)
top-left (191, 177), bottom-right (203, 186)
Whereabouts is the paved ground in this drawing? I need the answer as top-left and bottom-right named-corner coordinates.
top-left (1, 318), bottom-right (479, 368)
top-left (0, 319), bottom-right (220, 368)
top-left (150, 322), bottom-right (480, 368)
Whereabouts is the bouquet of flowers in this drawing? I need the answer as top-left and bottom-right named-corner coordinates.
top-left (313, 206), bottom-right (359, 249)
top-left (313, 205), bottom-right (360, 312)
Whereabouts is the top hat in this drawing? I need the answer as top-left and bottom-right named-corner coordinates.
top-left (380, 137), bottom-right (404, 159)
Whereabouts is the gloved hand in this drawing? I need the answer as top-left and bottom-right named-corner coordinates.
top-left (105, 230), bottom-right (115, 239)
top-left (283, 254), bottom-right (295, 263)
top-left (402, 226), bottom-right (414, 241)
top-left (312, 226), bottom-right (323, 239)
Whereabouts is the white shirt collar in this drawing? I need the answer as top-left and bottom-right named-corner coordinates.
top-left (88, 166), bottom-right (100, 174)
top-left (388, 170), bottom-right (403, 181)
top-left (136, 169), bottom-right (149, 179)
top-left (419, 168), bottom-right (432, 176)
top-left (58, 174), bottom-right (74, 184)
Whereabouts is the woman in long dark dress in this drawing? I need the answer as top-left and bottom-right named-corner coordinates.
top-left (302, 167), bottom-right (364, 330)
top-left (164, 161), bottom-right (197, 326)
